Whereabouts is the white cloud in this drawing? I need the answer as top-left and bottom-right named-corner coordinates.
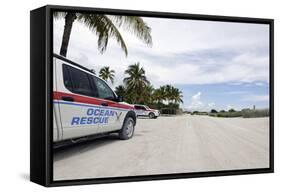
top-left (255, 82), bottom-right (266, 86)
top-left (226, 105), bottom-right (234, 111)
top-left (225, 91), bottom-right (248, 95)
top-left (186, 92), bottom-right (203, 110)
top-left (186, 92), bottom-right (216, 112)
top-left (242, 95), bottom-right (269, 102)
top-left (208, 102), bottom-right (215, 108)
top-left (53, 13), bottom-right (270, 87)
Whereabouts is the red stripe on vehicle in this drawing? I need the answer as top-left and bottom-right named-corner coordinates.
top-left (53, 91), bottom-right (134, 110)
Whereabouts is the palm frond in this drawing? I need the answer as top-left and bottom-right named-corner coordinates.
top-left (109, 16), bottom-right (153, 47)
top-left (77, 14), bottom-right (128, 55)
top-left (53, 11), bottom-right (67, 19)
top-left (99, 66), bottom-right (115, 83)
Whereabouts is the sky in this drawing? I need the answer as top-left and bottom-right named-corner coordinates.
top-left (53, 13), bottom-right (270, 112)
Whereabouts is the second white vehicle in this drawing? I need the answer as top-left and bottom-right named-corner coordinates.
top-left (134, 104), bottom-right (160, 119)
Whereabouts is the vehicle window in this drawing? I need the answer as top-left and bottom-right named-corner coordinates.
top-left (94, 77), bottom-right (116, 100)
top-left (88, 75), bottom-right (99, 97)
top-left (62, 64), bottom-right (72, 91)
top-left (64, 64), bottom-right (94, 97)
top-left (134, 105), bottom-right (141, 110)
top-left (135, 106), bottom-right (145, 110)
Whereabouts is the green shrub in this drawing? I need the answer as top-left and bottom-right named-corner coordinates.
top-left (216, 111), bottom-right (242, 118)
top-left (228, 109), bottom-right (236, 113)
top-left (242, 109), bottom-right (269, 118)
top-left (197, 112), bottom-right (208, 115)
top-left (209, 113), bottom-right (217, 117)
top-left (210, 109), bottom-right (218, 113)
top-left (160, 108), bottom-right (177, 115)
top-left (208, 109), bottom-right (269, 118)
top-left (192, 111), bottom-right (199, 115)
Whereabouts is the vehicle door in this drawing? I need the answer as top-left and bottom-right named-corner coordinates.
top-left (58, 64), bottom-right (100, 140)
top-left (91, 76), bottom-right (126, 133)
top-left (134, 105), bottom-right (143, 116)
top-left (135, 105), bottom-right (145, 116)
top-left (139, 106), bottom-right (148, 116)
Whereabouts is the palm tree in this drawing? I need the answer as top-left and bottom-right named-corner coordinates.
top-left (54, 12), bottom-right (152, 57)
top-left (153, 86), bottom-right (166, 103)
top-left (115, 85), bottom-right (126, 99)
top-left (176, 90), bottom-right (183, 104)
top-left (152, 88), bottom-right (162, 103)
top-left (99, 66), bottom-right (115, 84)
top-left (124, 62), bottom-right (150, 103)
top-left (141, 84), bottom-right (154, 104)
top-left (164, 85), bottom-right (173, 103)
top-left (154, 85), bottom-right (183, 104)
top-left (171, 87), bottom-right (183, 104)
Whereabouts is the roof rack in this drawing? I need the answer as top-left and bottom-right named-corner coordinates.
top-left (53, 53), bottom-right (95, 75)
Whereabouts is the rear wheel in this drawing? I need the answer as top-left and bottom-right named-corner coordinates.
top-left (149, 112), bottom-right (155, 119)
top-left (119, 117), bottom-right (135, 140)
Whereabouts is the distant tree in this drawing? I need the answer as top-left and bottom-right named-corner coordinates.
top-left (99, 66), bottom-right (115, 84)
top-left (219, 110), bottom-right (226, 113)
top-left (115, 85), bottom-right (126, 98)
top-left (164, 85), bottom-right (173, 103)
top-left (210, 109), bottom-right (218, 113)
top-left (228, 109), bottom-right (236, 112)
top-left (141, 84), bottom-right (154, 104)
top-left (170, 86), bottom-right (183, 104)
top-left (152, 88), bottom-right (163, 103)
top-left (124, 62), bottom-right (150, 103)
top-left (156, 86), bottom-right (167, 103)
top-left (241, 108), bottom-right (250, 112)
top-left (153, 85), bottom-right (183, 104)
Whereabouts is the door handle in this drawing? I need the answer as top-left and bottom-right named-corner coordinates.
top-left (61, 96), bottom-right (74, 102)
top-left (101, 102), bottom-right (108, 106)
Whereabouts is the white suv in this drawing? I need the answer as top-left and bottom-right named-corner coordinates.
top-left (53, 54), bottom-right (137, 145)
top-left (134, 104), bottom-right (160, 119)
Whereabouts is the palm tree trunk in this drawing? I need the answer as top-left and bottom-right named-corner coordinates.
top-left (59, 12), bottom-right (77, 57)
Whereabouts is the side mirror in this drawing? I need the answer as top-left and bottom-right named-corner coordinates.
top-left (117, 95), bottom-right (124, 102)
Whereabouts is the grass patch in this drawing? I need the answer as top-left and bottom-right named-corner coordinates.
top-left (211, 111), bottom-right (242, 118)
top-left (242, 109), bottom-right (269, 118)
top-left (208, 109), bottom-right (269, 118)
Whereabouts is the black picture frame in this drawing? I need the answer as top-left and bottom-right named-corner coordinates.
top-left (30, 5), bottom-right (274, 187)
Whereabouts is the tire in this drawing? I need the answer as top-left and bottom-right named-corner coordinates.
top-left (149, 112), bottom-right (155, 119)
top-left (119, 117), bottom-right (135, 140)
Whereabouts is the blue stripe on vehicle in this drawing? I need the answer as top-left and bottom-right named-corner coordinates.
top-left (53, 100), bottom-right (130, 111)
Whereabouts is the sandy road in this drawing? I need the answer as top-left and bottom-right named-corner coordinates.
top-left (53, 115), bottom-right (269, 181)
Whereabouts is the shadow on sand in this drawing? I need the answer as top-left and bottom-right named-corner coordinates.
top-left (53, 134), bottom-right (120, 162)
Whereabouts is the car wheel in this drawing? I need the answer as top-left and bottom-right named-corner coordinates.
top-left (149, 112), bottom-right (155, 119)
top-left (119, 117), bottom-right (135, 140)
